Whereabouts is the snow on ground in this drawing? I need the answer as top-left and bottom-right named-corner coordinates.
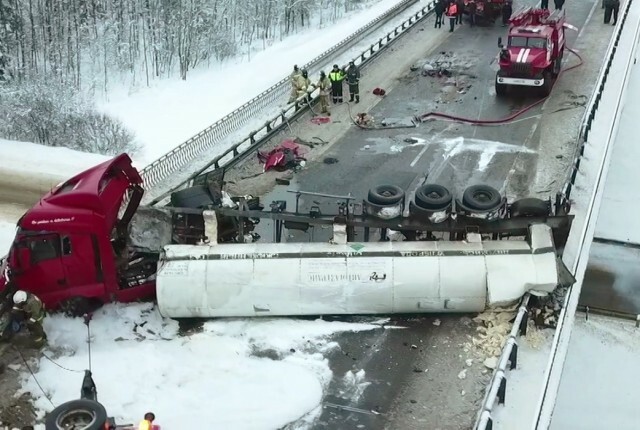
top-left (18, 303), bottom-right (389, 429)
top-left (98, 0), bottom-right (411, 166)
top-left (550, 313), bottom-right (640, 429)
top-left (0, 138), bottom-right (110, 181)
top-left (0, 221), bottom-right (16, 255)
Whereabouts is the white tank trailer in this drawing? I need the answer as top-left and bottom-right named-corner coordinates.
top-left (156, 221), bottom-right (561, 318)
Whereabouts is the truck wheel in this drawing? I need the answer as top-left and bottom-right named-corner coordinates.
top-left (495, 81), bottom-right (507, 97)
top-left (541, 72), bottom-right (553, 97)
top-left (414, 184), bottom-right (452, 210)
top-left (510, 198), bottom-right (550, 217)
top-left (367, 185), bottom-right (405, 205)
top-left (462, 185), bottom-right (502, 211)
top-left (60, 297), bottom-right (101, 318)
top-left (45, 399), bottom-right (108, 430)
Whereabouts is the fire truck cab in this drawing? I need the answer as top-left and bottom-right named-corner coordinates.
top-left (495, 8), bottom-right (570, 96)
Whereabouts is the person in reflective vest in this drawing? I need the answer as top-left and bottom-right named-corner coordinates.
top-left (328, 64), bottom-right (346, 104)
top-left (138, 412), bottom-right (155, 430)
top-left (12, 290), bottom-right (46, 347)
top-left (446, 2), bottom-right (458, 32)
top-left (345, 61), bottom-right (360, 103)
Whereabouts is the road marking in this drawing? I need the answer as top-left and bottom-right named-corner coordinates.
top-left (409, 124), bottom-right (455, 167)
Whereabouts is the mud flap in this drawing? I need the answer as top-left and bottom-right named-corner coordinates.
top-left (556, 256), bottom-right (576, 288)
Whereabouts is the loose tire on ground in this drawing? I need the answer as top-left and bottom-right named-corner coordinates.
top-left (462, 185), bottom-right (502, 211)
top-left (45, 399), bottom-right (108, 430)
top-left (414, 184), bottom-right (452, 210)
top-left (367, 185), bottom-right (405, 206)
top-left (510, 197), bottom-right (550, 218)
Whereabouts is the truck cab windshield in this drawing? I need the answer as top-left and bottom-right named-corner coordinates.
top-left (509, 36), bottom-right (547, 49)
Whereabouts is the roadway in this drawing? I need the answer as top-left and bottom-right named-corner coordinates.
top-left (222, 0), bottom-right (608, 427)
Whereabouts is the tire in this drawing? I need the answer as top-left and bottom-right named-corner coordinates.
top-left (414, 184), bottom-right (452, 210)
top-left (495, 80), bottom-right (507, 97)
top-left (510, 198), bottom-right (550, 218)
top-left (59, 297), bottom-right (101, 318)
top-left (541, 71), bottom-right (553, 97)
top-left (462, 185), bottom-right (502, 211)
top-left (170, 185), bottom-right (215, 208)
top-left (367, 185), bottom-right (405, 205)
top-left (45, 399), bottom-right (108, 430)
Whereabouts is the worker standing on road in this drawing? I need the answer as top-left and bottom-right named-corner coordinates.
top-left (468, 0), bottom-right (477, 27)
top-left (301, 69), bottom-right (312, 103)
top-left (541, 0), bottom-right (549, 9)
top-left (456, 0), bottom-right (465, 24)
top-left (604, 0), bottom-right (620, 24)
top-left (345, 61), bottom-right (361, 103)
top-left (315, 71), bottom-right (332, 115)
top-left (502, 0), bottom-right (513, 26)
top-left (446, 2), bottom-right (458, 32)
top-left (435, 0), bottom-right (445, 28)
top-left (138, 412), bottom-right (156, 430)
top-left (288, 65), bottom-right (307, 104)
top-left (329, 64), bottom-right (346, 104)
top-left (11, 290), bottom-right (46, 347)
top-left (554, 0), bottom-right (565, 10)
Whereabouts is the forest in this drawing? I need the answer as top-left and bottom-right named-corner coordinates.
top-left (0, 0), bottom-right (371, 154)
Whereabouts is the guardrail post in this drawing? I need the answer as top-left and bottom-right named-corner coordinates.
top-left (518, 308), bottom-right (528, 335)
top-left (249, 132), bottom-right (256, 145)
top-left (387, 34), bottom-right (392, 42)
top-left (266, 120), bottom-right (272, 133)
top-left (509, 343), bottom-right (518, 370)
top-left (370, 44), bottom-right (375, 55)
top-left (498, 376), bottom-right (507, 405)
top-left (378, 38), bottom-right (383, 48)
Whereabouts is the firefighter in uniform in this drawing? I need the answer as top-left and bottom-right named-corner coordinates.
top-left (301, 69), bottom-right (312, 103)
top-left (315, 71), bottom-right (332, 115)
top-left (138, 412), bottom-right (156, 430)
top-left (328, 64), bottom-right (346, 104)
top-left (345, 61), bottom-right (361, 103)
top-left (12, 290), bottom-right (46, 346)
top-left (288, 65), bottom-right (307, 103)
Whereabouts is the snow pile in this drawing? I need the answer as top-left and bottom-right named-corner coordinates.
top-left (0, 138), bottom-right (110, 181)
top-left (19, 304), bottom-right (384, 429)
top-left (0, 221), bottom-right (16, 255)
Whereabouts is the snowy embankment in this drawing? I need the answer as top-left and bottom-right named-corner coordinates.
top-left (22, 304), bottom-right (387, 429)
top-left (98, 0), bottom-right (408, 166)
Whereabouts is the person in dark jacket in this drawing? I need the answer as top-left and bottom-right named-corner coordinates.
top-left (12, 290), bottom-right (46, 347)
top-left (468, 0), bottom-right (477, 27)
top-left (604, 0), bottom-right (620, 24)
top-left (541, 0), bottom-right (549, 9)
top-left (345, 61), bottom-right (361, 103)
top-left (502, 0), bottom-right (513, 26)
top-left (554, 0), bottom-right (565, 10)
top-left (328, 64), bottom-right (346, 103)
top-left (456, 0), bottom-right (465, 24)
top-left (435, 0), bottom-right (445, 28)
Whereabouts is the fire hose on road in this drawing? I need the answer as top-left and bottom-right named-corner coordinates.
top-left (348, 47), bottom-right (584, 129)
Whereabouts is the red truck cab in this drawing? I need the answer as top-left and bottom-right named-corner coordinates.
top-left (0, 154), bottom-right (156, 314)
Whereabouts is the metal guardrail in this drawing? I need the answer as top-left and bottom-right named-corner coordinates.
top-left (472, 0), bottom-right (637, 428)
top-left (146, 0), bottom-right (437, 206)
top-left (139, 0), bottom-right (421, 197)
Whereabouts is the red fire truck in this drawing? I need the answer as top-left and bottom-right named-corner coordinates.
top-left (495, 8), bottom-right (573, 96)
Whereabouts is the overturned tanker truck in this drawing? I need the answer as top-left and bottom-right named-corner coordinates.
top-left (0, 154), bottom-right (574, 321)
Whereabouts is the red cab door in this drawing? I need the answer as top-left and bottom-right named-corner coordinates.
top-left (15, 234), bottom-right (67, 305)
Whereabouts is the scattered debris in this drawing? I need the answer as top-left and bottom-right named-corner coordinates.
top-left (257, 139), bottom-right (307, 172)
top-left (355, 112), bottom-right (375, 127)
top-left (410, 344), bottom-right (418, 349)
top-left (433, 319), bottom-right (441, 326)
top-left (465, 304), bottom-right (518, 358)
top-left (310, 116), bottom-right (331, 125)
top-left (323, 157), bottom-right (339, 164)
top-left (465, 359), bottom-right (473, 367)
top-left (461, 390), bottom-right (466, 396)
top-left (457, 369), bottom-right (467, 379)
top-left (483, 357), bottom-right (498, 370)
top-left (372, 87), bottom-right (386, 96)
top-left (380, 117), bottom-right (416, 128)
top-left (275, 178), bottom-right (290, 185)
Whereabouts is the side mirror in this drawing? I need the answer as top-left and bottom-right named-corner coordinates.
top-left (498, 37), bottom-right (503, 48)
top-left (17, 247), bottom-right (31, 270)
